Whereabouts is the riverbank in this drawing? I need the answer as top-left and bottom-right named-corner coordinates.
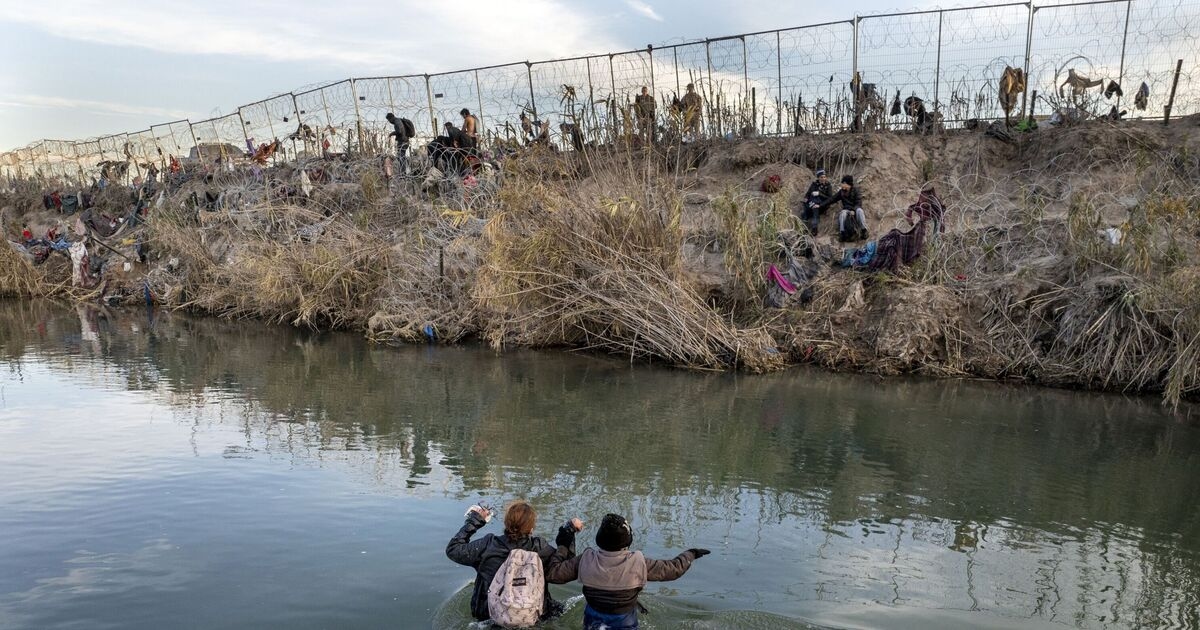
top-left (5, 120), bottom-right (1200, 403)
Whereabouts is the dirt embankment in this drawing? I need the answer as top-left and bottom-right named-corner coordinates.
top-left (5, 120), bottom-right (1200, 403)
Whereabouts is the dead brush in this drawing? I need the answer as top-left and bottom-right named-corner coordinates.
top-left (181, 204), bottom-right (393, 329)
top-left (0, 242), bottom-right (44, 297)
top-left (477, 152), bottom-right (782, 372)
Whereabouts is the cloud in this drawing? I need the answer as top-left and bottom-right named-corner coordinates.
top-left (0, 95), bottom-right (194, 120)
top-left (0, 0), bottom-right (620, 74)
top-left (626, 0), bottom-right (665, 21)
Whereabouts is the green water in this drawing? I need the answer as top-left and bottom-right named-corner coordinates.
top-left (0, 299), bottom-right (1198, 629)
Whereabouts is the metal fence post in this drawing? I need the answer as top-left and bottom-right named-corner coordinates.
top-left (852, 16), bottom-right (861, 132)
top-left (648, 45), bottom-right (655, 95)
top-left (236, 110), bottom-right (251, 150)
top-left (1117, 0), bottom-right (1132, 110)
top-left (187, 121), bottom-right (199, 159)
top-left (350, 79), bottom-right (366, 155)
top-left (705, 40), bottom-right (713, 137)
top-left (741, 36), bottom-right (749, 97)
top-left (776, 30), bottom-right (783, 136)
top-left (705, 39), bottom-right (713, 87)
top-left (319, 88), bottom-right (335, 151)
top-left (1021, 2), bottom-right (1035, 120)
top-left (526, 62), bottom-right (537, 117)
top-left (852, 16), bottom-right (860, 82)
top-left (474, 70), bottom-right (486, 137)
top-left (425, 74), bottom-right (436, 134)
top-left (934, 11), bottom-right (944, 113)
top-left (673, 46), bottom-right (680, 94)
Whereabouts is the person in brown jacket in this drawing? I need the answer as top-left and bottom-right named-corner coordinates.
top-left (546, 513), bottom-right (709, 630)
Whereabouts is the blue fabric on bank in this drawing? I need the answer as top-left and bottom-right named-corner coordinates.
top-left (841, 241), bottom-right (877, 267)
top-left (50, 238), bottom-right (72, 251)
top-left (584, 605), bottom-right (638, 630)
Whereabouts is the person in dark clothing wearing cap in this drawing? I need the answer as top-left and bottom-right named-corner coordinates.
top-left (384, 113), bottom-right (411, 175)
top-left (546, 513), bottom-right (709, 630)
top-left (820, 175), bottom-right (869, 241)
top-left (446, 500), bottom-right (584, 623)
top-left (801, 168), bottom-right (833, 235)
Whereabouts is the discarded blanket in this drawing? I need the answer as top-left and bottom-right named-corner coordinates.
top-left (69, 242), bottom-right (96, 287)
top-left (868, 220), bottom-right (929, 272)
top-left (766, 264), bottom-right (797, 294)
top-left (764, 258), bottom-right (820, 308)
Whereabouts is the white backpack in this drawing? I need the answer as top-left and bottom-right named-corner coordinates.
top-left (487, 548), bottom-right (544, 628)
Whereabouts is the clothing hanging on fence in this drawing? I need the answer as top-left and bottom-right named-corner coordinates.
top-left (890, 90), bottom-right (902, 116)
top-left (1104, 80), bottom-right (1123, 99)
top-left (1135, 82), bottom-right (1150, 110)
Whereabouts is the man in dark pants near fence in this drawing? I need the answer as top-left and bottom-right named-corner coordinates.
top-left (385, 112), bottom-right (412, 176)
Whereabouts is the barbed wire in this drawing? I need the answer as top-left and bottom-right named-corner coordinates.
top-left (6, 0), bottom-right (1200, 184)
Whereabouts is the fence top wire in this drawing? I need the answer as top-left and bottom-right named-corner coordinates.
top-left (3, 0), bottom-right (1198, 164)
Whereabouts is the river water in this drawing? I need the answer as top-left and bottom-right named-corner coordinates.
top-left (1, 300), bottom-right (1198, 629)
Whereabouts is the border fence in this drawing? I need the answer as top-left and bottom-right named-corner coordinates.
top-left (5, 0), bottom-right (1200, 186)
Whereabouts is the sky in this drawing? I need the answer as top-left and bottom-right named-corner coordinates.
top-left (0, 0), bottom-right (913, 150)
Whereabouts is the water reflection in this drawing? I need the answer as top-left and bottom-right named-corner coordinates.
top-left (1, 299), bottom-right (1198, 629)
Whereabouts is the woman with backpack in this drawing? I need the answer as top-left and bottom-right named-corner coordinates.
top-left (446, 500), bottom-right (583, 625)
top-left (545, 513), bottom-right (710, 630)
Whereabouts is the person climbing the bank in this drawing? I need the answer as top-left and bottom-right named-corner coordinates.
top-left (546, 513), bottom-right (709, 630)
top-left (800, 168), bottom-right (833, 235)
top-left (905, 183), bottom-right (946, 235)
top-left (446, 500), bottom-right (584, 626)
top-left (635, 86), bottom-right (657, 142)
top-left (519, 112), bottom-right (550, 145)
top-left (460, 108), bottom-right (479, 149)
top-left (681, 83), bottom-right (703, 139)
top-left (560, 122), bottom-right (584, 152)
top-left (820, 175), bottom-right (869, 242)
top-left (385, 112), bottom-right (415, 175)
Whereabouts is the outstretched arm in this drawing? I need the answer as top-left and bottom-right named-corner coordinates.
top-left (446, 511), bottom-right (490, 568)
top-left (646, 549), bottom-right (708, 581)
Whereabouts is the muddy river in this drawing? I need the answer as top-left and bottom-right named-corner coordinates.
top-left (1, 300), bottom-right (1197, 629)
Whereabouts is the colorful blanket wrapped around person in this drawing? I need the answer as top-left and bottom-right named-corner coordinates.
top-left (840, 220), bottom-right (928, 272)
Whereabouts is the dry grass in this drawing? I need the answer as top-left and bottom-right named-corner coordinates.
top-left (477, 153), bottom-right (782, 372)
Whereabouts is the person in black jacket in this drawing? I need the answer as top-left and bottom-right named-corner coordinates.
top-left (820, 175), bottom-right (869, 241)
top-left (800, 168), bottom-right (833, 235)
top-left (446, 500), bottom-right (583, 622)
top-left (385, 113), bottom-right (410, 174)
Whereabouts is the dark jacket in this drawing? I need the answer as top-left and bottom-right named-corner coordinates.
top-left (387, 119), bottom-right (408, 146)
top-left (805, 180), bottom-right (833, 207)
top-left (821, 186), bottom-right (863, 212)
top-left (546, 545), bottom-right (697, 615)
top-left (446, 513), bottom-right (576, 621)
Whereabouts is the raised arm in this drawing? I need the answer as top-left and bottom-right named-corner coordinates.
top-left (445, 510), bottom-right (491, 568)
top-left (545, 543), bottom-right (583, 584)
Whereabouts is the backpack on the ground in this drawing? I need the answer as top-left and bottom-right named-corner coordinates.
top-left (839, 212), bottom-right (869, 243)
top-left (400, 118), bottom-right (416, 139)
top-left (487, 549), bottom-right (544, 628)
